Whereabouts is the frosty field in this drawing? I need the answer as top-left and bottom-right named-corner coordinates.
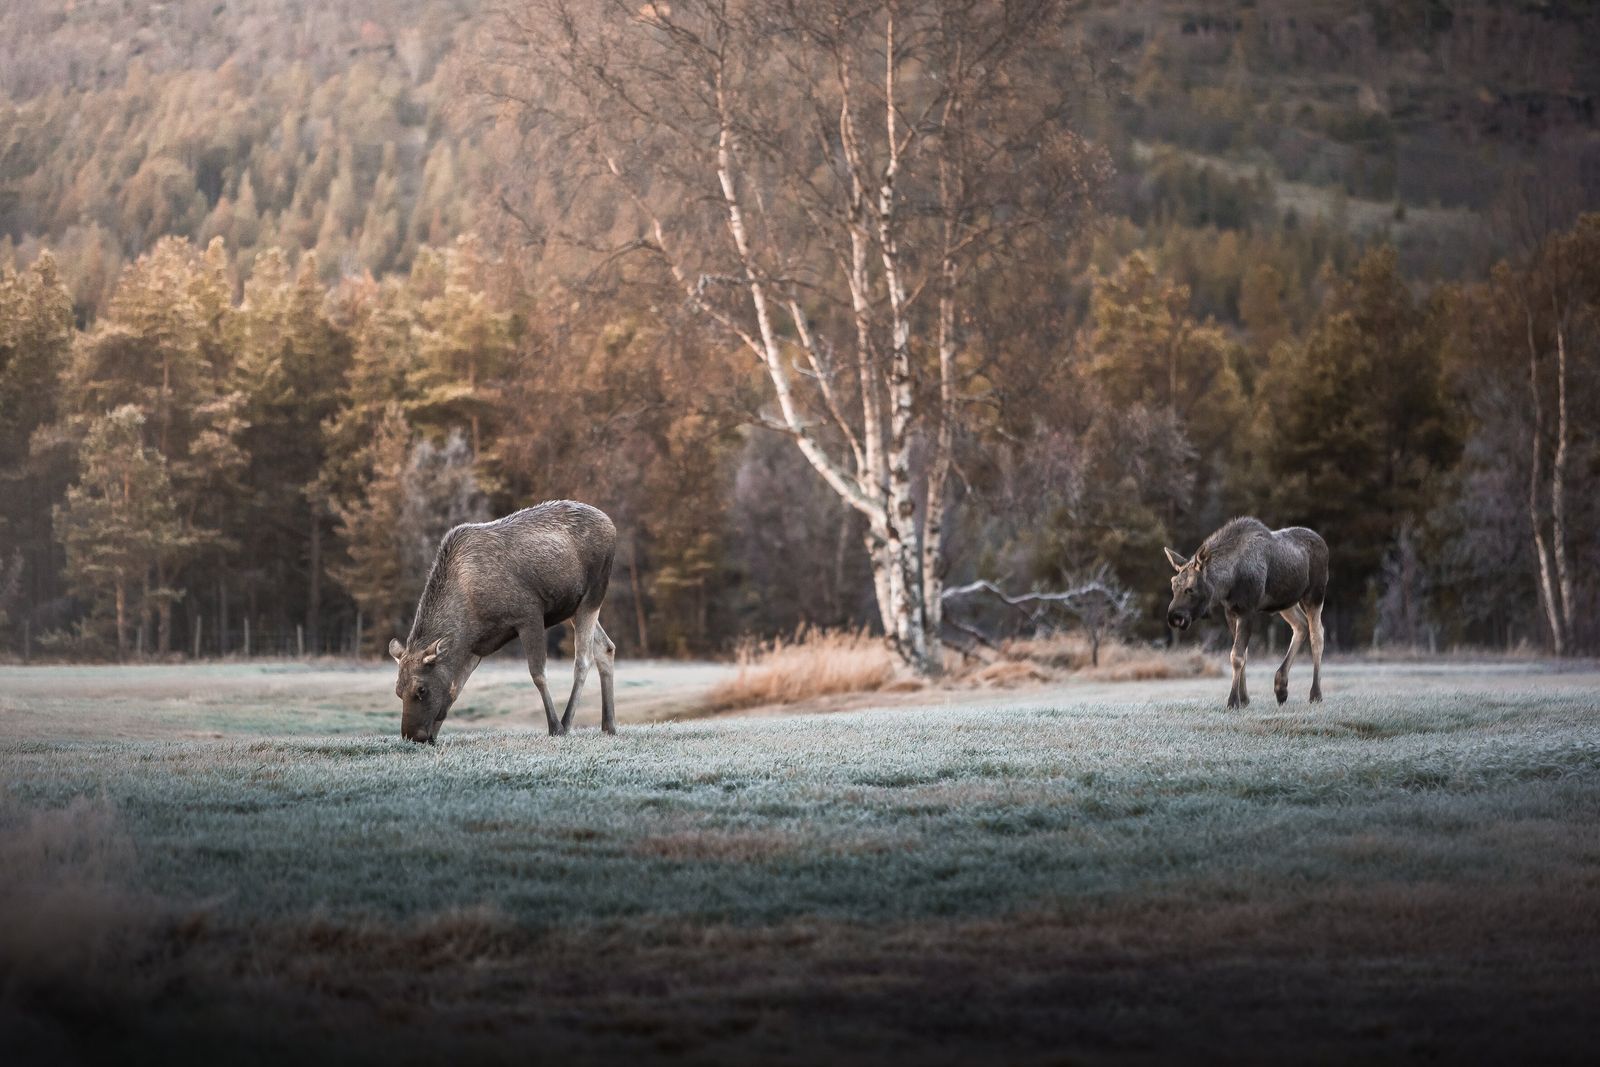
top-left (4, 659), bottom-right (1600, 1064)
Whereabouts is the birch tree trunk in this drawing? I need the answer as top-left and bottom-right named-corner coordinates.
top-left (115, 578), bottom-right (128, 661)
top-left (872, 11), bottom-right (932, 671)
top-left (1550, 314), bottom-right (1574, 644)
top-left (156, 559), bottom-right (171, 654)
top-left (307, 502), bottom-right (322, 651)
top-left (1526, 311), bottom-right (1564, 654)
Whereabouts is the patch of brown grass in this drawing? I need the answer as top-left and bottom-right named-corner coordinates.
top-left (632, 825), bottom-right (910, 862)
top-left (0, 794), bottom-right (211, 1047)
top-left (706, 628), bottom-right (1220, 711)
top-left (282, 905), bottom-right (521, 977)
top-left (965, 659), bottom-right (1055, 688)
top-left (72, 880), bottom-right (1600, 1064)
top-left (705, 627), bottom-right (898, 712)
top-left (633, 828), bottom-right (811, 862)
top-left (0, 796), bottom-right (153, 986)
top-left (1004, 633), bottom-right (1222, 680)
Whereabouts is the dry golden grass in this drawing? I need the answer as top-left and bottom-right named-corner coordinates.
top-left (1003, 633), bottom-right (1222, 680)
top-left (707, 629), bottom-right (1220, 712)
top-left (705, 626), bottom-right (898, 712)
top-left (964, 659), bottom-right (1055, 687)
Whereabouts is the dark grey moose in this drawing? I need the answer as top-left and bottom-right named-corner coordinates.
top-left (389, 500), bottom-right (618, 743)
top-left (1164, 517), bottom-right (1329, 709)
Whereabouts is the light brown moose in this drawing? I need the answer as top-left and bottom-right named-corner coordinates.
top-left (389, 500), bottom-right (618, 743)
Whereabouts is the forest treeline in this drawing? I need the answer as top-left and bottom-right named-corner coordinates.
top-left (1, 0), bottom-right (1598, 660)
top-left (2, 213), bottom-right (1596, 659)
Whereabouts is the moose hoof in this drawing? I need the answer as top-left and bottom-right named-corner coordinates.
top-left (1309, 688), bottom-right (1323, 704)
top-left (1275, 686), bottom-right (1288, 705)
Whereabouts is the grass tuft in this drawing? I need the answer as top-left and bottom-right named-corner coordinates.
top-left (705, 626), bottom-right (898, 711)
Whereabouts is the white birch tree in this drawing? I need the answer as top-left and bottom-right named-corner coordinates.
top-left (469, 0), bottom-right (1101, 672)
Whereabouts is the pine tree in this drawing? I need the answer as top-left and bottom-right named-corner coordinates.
top-left (70, 238), bottom-right (209, 458)
top-left (0, 251), bottom-right (75, 644)
top-left (233, 250), bottom-right (351, 650)
top-left (1086, 251), bottom-right (1248, 543)
top-left (0, 252), bottom-right (73, 465)
top-left (1251, 246), bottom-right (1459, 643)
top-left (1088, 252), bottom-right (1245, 435)
top-left (330, 404), bottom-right (412, 653)
top-left (1238, 262), bottom-right (1291, 378)
top-left (410, 237), bottom-right (515, 469)
top-left (62, 237), bottom-right (241, 652)
top-left (317, 275), bottom-right (421, 510)
top-left (55, 406), bottom-right (188, 658)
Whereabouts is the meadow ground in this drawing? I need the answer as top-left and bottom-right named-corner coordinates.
top-left (3, 656), bottom-right (1599, 1064)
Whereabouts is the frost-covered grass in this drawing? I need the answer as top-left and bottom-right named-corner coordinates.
top-left (7, 690), bottom-right (1599, 924)
top-left (4, 662), bottom-right (1600, 1063)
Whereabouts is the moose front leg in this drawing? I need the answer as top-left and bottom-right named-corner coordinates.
top-left (521, 620), bottom-right (563, 735)
top-left (1227, 610), bottom-right (1252, 709)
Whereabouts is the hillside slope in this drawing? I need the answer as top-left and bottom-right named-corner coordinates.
top-left (3, 1), bottom-right (1597, 319)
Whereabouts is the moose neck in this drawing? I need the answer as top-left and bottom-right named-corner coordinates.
top-left (407, 581), bottom-right (470, 650)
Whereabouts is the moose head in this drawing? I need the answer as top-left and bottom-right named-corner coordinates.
top-left (1163, 544), bottom-right (1215, 632)
top-left (389, 637), bottom-right (458, 743)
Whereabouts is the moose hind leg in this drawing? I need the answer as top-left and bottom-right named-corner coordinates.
top-left (561, 606), bottom-right (600, 733)
top-left (593, 621), bottom-right (617, 735)
top-left (1275, 607), bottom-right (1307, 705)
top-left (1307, 601), bottom-right (1325, 703)
top-left (522, 620), bottom-right (562, 735)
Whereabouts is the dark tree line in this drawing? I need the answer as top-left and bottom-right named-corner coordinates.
top-left (2, 211), bottom-right (1597, 660)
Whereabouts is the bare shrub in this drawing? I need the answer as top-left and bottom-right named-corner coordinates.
top-left (705, 627), bottom-right (897, 712)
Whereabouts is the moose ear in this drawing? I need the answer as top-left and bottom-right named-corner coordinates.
top-left (1195, 544), bottom-right (1211, 567)
top-left (1163, 547), bottom-right (1186, 572)
top-left (387, 638), bottom-right (404, 662)
top-left (422, 638), bottom-right (447, 665)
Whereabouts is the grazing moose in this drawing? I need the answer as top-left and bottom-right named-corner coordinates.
top-left (389, 500), bottom-right (618, 742)
top-left (1164, 517), bottom-right (1329, 709)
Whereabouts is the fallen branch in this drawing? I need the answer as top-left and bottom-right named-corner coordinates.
top-left (941, 569), bottom-right (1137, 666)
top-left (941, 577), bottom-right (1128, 607)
